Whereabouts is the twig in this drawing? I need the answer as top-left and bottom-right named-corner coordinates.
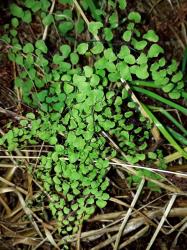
top-left (77, 220), bottom-right (83, 250)
top-left (13, 61), bottom-right (22, 111)
top-left (146, 193), bottom-right (177, 250)
top-left (171, 219), bottom-right (187, 248)
top-left (59, 207), bottom-right (187, 247)
top-left (0, 187), bottom-right (43, 238)
top-left (0, 176), bottom-right (28, 195)
top-left (73, 0), bottom-right (100, 41)
top-left (119, 225), bottom-right (149, 249)
top-left (1, 154), bottom-right (186, 181)
top-left (156, 146), bottom-right (187, 164)
top-left (0, 106), bottom-right (25, 120)
top-left (100, 131), bottom-right (128, 160)
top-left (42, 0), bottom-right (56, 41)
top-left (169, 26), bottom-right (185, 50)
top-left (114, 178), bottom-right (145, 250)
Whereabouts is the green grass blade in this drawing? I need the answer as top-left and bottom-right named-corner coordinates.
top-left (132, 86), bottom-right (187, 115)
top-left (149, 106), bottom-right (187, 135)
top-left (130, 80), bottom-right (162, 88)
top-left (142, 104), bottom-right (187, 159)
top-left (167, 127), bottom-right (187, 146)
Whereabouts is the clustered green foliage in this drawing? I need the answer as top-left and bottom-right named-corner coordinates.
top-left (0, 0), bottom-right (185, 235)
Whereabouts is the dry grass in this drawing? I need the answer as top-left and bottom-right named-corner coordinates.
top-left (1, 144), bottom-right (187, 249)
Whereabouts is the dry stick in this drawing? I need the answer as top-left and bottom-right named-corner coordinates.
top-left (43, 226), bottom-right (60, 250)
top-left (163, 216), bottom-right (187, 235)
top-left (148, 0), bottom-right (163, 14)
top-left (108, 198), bottom-right (160, 233)
top-left (181, 22), bottom-right (187, 45)
top-left (114, 178), bottom-right (145, 250)
top-left (0, 155), bottom-right (41, 159)
top-left (110, 158), bottom-right (137, 176)
top-left (103, 222), bottom-right (115, 249)
top-left (33, 141), bottom-right (45, 173)
top-left (101, 131), bottom-right (128, 160)
top-left (112, 160), bottom-right (187, 179)
top-left (5, 204), bottom-right (23, 219)
top-left (110, 197), bottom-right (132, 209)
top-left (27, 172), bottom-right (33, 198)
top-left (90, 211), bottom-right (151, 250)
top-left (119, 225), bottom-right (149, 249)
top-left (110, 194), bottom-right (167, 228)
top-left (171, 220), bottom-right (187, 248)
top-left (0, 154), bottom-right (186, 194)
top-left (77, 220), bottom-right (83, 250)
top-left (111, 158), bottom-right (181, 193)
top-left (166, 0), bottom-right (174, 9)
top-left (73, 0), bottom-right (99, 41)
top-left (42, 0), bottom-right (56, 41)
top-left (13, 238), bottom-right (41, 248)
top-left (1, 154), bottom-right (185, 188)
top-left (108, 193), bottom-right (186, 238)
top-left (32, 178), bottom-right (52, 200)
top-left (158, 146), bottom-right (187, 164)
top-left (146, 193), bottom-right (177, 250)
top-left (169, 26), bottom-right (185, 50)
top-left (90, 205), bottom-right (170, 250)
top-left (0, 135), bottom-right (49, 240)
top-left (61, 207), bottom-right (187, 246)
top-left (0, 153), bottom-right (183, 179)
top-left (65, 211), bottom-right (154, 245)
top-left (89, 210), bottom-right (142, 223)
top-left (13, 61), bottom-right (22, 111)
top-left (0, 107), bottom-right (25, 120)
top-left (0, 149), bottom-right (50, 153)
top-left (0, 187), bottom-right (43, 238)
top-left (32, 237), bottom-right (49, 250)
top-left (117, 166), bottom-right (179, 193)
top-left (90, 235), bottom-right (116, 250)
top-left (0, 195), bottom-right (12, 215)
top-left (7, 139), bottom-right (186, 156)
top-left (0, 150), bottom-right (19, 183)
top-left (24, 143), bottom-right (33, 198)
top-left (0, 176), bottom-right (27, 195)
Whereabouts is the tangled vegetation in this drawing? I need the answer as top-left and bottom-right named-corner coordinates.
top-left (0, 0), bottom-right (187, 241)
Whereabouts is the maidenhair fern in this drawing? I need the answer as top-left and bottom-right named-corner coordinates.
top-left (0, 0), bottom-right (186, 236)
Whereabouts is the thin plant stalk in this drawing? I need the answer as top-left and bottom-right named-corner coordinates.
top-left (142, 104), bottom-right (187, 159)
top-left (132, 86), bottom-right (187, 115)
top-left (149, 105), bottom-right (187, 135)
top-left (167, 127), bottom-right (187, 146)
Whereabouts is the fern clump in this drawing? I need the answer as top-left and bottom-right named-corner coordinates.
top-left (0, 0), bottom-right (185, 235)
